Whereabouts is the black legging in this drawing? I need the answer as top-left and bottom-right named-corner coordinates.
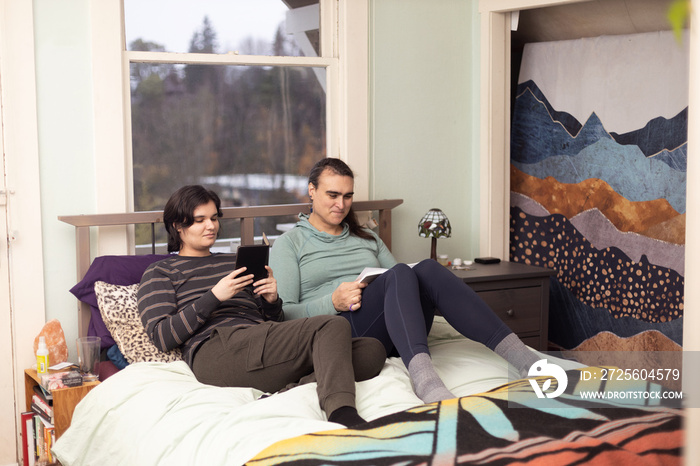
top-left (341, 259), bottom-right (513, 367)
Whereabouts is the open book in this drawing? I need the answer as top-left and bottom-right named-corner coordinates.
top-left (355, 262), bottom-right (417, 284)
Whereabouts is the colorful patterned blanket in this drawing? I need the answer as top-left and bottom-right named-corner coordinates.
top-left (248, 370), bottom-right (683, 465)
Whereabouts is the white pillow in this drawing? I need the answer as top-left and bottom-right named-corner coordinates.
top-left (94, 281), bottom-right (182, 363)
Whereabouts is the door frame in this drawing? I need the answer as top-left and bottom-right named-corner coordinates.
top-left (0, 0), bottom-right (46, 462)
top-left (477, 0), bottom-right (590, 258)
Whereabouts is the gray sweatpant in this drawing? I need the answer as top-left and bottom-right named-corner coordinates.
top-left (191, 315), bottom-right (386, 417)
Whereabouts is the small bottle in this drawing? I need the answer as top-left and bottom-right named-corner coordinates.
top-left (36, 336), bottom-right (49, 375)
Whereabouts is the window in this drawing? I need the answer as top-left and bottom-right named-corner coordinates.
top-left (89, 0), bottom-right (367, 255)
top-left (124, 1), bottom-right (334, 248)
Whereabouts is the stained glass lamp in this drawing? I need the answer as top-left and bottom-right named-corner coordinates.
top-left (418, 208), bottom-right (451, 260)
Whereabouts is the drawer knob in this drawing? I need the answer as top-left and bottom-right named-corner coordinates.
top-left (506, 309), bottom-right (514, 317)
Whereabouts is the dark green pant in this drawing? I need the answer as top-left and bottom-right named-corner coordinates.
top-left (192, 315), bottom-right (386, 416)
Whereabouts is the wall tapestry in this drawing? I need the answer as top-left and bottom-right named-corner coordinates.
top-left (510, 30), bottom-right (688, 352)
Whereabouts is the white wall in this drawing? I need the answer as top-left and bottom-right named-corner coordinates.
top-left (35, 0), bottom-right (97, 362)
top-left (2, 3), bottom-right (97, 458)
top-left (370, 0), bottom-right (481, 264)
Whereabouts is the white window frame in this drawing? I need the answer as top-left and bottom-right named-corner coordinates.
top-left (90, 0), bottom-right (369, 255)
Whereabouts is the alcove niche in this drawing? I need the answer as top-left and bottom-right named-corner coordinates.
top-left (479, 2), bottom-right (697, 462)
top-left (478, 0), bottom-right (677, 258)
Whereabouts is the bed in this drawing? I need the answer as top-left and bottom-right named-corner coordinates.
top-left (52, 200), bottom-right (684, 465)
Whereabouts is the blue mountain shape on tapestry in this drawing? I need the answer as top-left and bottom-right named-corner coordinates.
top-left (512, 81), bottom-right (688, 171)
top-left (610, 107), bottom-right (688, 164)
top-left (512, 137), bottom-right (686, 214)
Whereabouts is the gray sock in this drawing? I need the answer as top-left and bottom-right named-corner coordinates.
top-left (407, 353), bottom-right (455, 403)
top-left (494, 333), bottom-right (540, 377)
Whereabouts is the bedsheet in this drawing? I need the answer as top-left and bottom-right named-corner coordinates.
top-left (52, 318), bottom-right (682, 466)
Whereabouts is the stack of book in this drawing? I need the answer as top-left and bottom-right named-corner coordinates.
top-left (21, 369), bottom-right (84, 465)
top-left (21, 383), bottom-right (56, 465)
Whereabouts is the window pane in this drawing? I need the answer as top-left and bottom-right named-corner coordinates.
top-left (124, 0), bottom-right (320, 57)
top-left (131, 63), bottom-right (326, 251)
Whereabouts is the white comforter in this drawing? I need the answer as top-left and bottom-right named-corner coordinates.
top-left (52, 318), bottom-right (576, 465)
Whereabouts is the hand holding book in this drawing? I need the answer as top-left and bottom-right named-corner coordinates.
top-left (355, 267), bottom-right (388, 285)
top-left (354, 263), bottom-right (417, 285)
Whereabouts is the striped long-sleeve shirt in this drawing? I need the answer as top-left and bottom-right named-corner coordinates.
top-left (137, 253), bottom-right (283, 366)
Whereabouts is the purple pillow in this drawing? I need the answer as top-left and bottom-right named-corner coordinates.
top-left (69, 254), bottom-right (169, 348)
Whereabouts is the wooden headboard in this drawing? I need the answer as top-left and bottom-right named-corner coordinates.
top-left (59, 199), bottom-right (404, 338)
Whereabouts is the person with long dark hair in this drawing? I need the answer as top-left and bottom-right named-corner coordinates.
top-left (137, 185), bottom-right (386, 427)
top-left (270, 158), bottom-right (539, 403)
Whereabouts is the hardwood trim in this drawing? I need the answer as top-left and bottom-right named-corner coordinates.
top-left (59, 200), bottom-right (403, 228)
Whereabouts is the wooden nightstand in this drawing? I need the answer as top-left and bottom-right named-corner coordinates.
top-left (24, 368), bottom-right (100, 439)
top-left (450, 261), bottom-right (556, 350)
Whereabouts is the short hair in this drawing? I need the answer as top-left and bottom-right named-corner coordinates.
top-left (163, 185), bottom-right (223, 253)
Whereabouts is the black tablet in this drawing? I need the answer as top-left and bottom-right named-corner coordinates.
top-left (235, 244), bottom-right (270, 282)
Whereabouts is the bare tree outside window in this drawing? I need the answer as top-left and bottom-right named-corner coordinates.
top-left (125, 2), bottom-right (326, 249)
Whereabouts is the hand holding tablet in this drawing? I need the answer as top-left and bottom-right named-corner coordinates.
top-left (235, 233), bottom-right (270, 281)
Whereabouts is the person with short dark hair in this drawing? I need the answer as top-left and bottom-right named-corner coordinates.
top-left (138, 185), bottom-right (385, 428)
top-left (271, 159), bottom-right (540, 404)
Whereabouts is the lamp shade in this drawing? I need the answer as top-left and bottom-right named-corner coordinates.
top-left (418, 208), bottom-right (452, 239)
top-left (418, 208), bottom-right (451, 260)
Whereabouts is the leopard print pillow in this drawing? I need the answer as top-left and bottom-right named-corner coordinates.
top-left (94, 281), bottom-right (182, 364)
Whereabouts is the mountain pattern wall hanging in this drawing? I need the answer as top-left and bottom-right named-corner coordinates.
top-left (510, 31), bottom-right (688, 352)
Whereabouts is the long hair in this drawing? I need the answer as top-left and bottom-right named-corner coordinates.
top-left (308, 158), bottom-right (375, 242)
top-left (163, 185), bottom-right (223, 252)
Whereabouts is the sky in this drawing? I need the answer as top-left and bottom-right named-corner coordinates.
top-left (124, 0), bottom-right (289, 53)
